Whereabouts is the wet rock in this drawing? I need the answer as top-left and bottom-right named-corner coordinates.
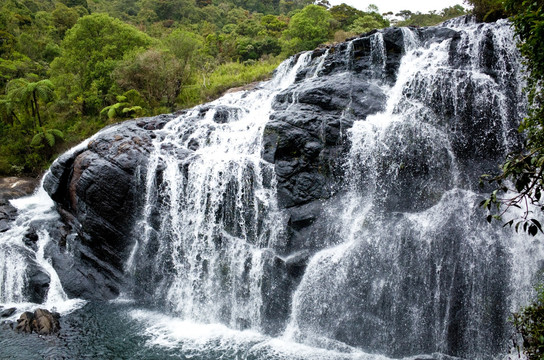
top-left (23, 229), bottom-right (39, 251)
top-left (284, 250), bottom-right (311, 278)
top-left (25, 264), bottom-right (50, 304)
top-left (15, 312), bottom-right (34, 333)
top-left (33, 309), bottom-right (60, 335)
top-left (0, 177), bottom-right (39, 201)
top-left (15, 309), bottom-right (60, 335)
top-left (0, 307), bottom-right (16, 318)
top-left (43, 118), bottom-right (170, 298)
top-left (0, 219), bottom-right (10, 233)
top-left (0, 199), bottom-right (18, 233)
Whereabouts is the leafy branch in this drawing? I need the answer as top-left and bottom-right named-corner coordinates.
top-left (480, 148), bottom-right (544, 236)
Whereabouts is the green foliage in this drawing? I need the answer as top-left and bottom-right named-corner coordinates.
top-left (481, 1), bottom-right (544, 236)
top-left (52, 2), bottom-right (79, 38)
top-left (348, 15), bottom-right (386, 34)
top-left (100, 94), bottom-right (145, 120)
top-left (0, 0), bottom-right (473, 176)
top-left (512, 285), bottom-right (544, 359)
top-left (50, 13), bottom-right (153, 115)
top-left (31, 127), bottom-right (64, 147)
top-left (6, 78), bottom-right (55, 127)
top-left (282, 4), bottom-right (332, 52)
top-left (464, 0), bottom-right (507, 22)
top-left (329, 3), bottom-right (364, 31)
top-left (114, 48), bottom-right (183, 108)
top-left (396, 6), bottom-right (467, 27)
top-left (197, 58), bottom-right (281, 102)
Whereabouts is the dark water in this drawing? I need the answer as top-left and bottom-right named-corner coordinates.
top-left (1, 301), bottom-right (426, 360)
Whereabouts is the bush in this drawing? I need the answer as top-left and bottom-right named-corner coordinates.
top-left (465, 0), bottom-right (507, 22)
top-left (513, 285), bottom-right (544, 359)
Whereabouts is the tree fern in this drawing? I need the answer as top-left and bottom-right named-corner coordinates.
top-left (30, 127), bottom-right (64, 148)
top-left (6, 78), bottom-right (56, 128)
top-left (30, 132), bottom-right (44, 147)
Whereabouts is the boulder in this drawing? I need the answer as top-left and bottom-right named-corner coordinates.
top-left (15, 312), bottom-right (34, 333)
top-left (0, 177), bottom-right (39, 201)
top-left (43, 116), bottom-right (175, 298)
top-left (33, 308), bottom-right (61, 335)
top-left (25, 261), bottom-right (50, 304)
top-left (15, 309), bottom-right (60, 335)
top-left (0, 307), bottom-right (16, 318)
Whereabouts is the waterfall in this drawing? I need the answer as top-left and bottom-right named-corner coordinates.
top-left (0, 134), bottom-right (108, 313)
top-left (0, 16), bottom-right (541, 360)
top-left (121, 18), bottom-right (538, 359)
top-left (0, 186), bottom-right (85, 315)
top-left (126, 53), bottom-right (314, 330)
top-left (284, 20), bottom-right (540, 359)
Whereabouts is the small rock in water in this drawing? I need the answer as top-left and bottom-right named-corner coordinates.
top-left (15, 309), bottom-right (60, 335)
top-left (0, 307), bottom-right (16, 318)
top-left (15, 312), bottom-right (34, 333)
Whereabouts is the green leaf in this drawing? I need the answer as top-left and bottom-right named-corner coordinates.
top-left (45, 132), bottom-right (55, 147)
top-left (107, 107), bottom-right (117, 119)
top-left (50, 129), bottom-right (64, 140)
top-left (30, 133), bottom-right (44, 147)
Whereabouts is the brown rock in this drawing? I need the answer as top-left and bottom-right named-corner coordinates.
top-left (15, 309), bottom-right (60, 335)
top-left (33, 308), bottom-right (60, 335)
top-left (0, 177), bottom-right (39, 201)
top-left (15, 311), bottom-right (34, 333)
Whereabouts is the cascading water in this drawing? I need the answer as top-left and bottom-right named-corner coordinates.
top-left (126, 53), bottom-right (312, 330)
top-left (0, 17), bottom-right (542, 360)
top-left (284, 20), bottom-right (541, 359)
top-left (121, 18), bottom-right (541, 359)
top-left (0, 186), bottom-right (85, 315)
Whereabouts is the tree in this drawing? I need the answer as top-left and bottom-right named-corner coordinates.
top-left (261, 14), bottom-right (288, 36)
top-left (163, 29), bottom-right (203, 69)
top-left (6, 78), bottom-right (55, 128)
top-left (30, 126), bottom-right (65, 163)
top-left (329, 4), bottom-right (364, 31)
top-left (114, 48), bottom-right (184, 108)
top-left (30, 126), bottom-right (64, 157)
top-left (366, 4), bottom-right (379, 13)
top-left (52, 3), bottom-right (79, 39)
top-left (0, 96), bottom-right (19, 125)
top-left (441, 5), bottom-right (467, 19)
top-left (50, 13), bottom-right (153, 115)
top-left (481, 0), bottom-right (544, 235)
top-left (348, 14), bottom-right (388, 34)
top-left (315, 0), bottom-right (330, 8)
top-left (282, 4), bottom-right (332, 52)
top-left (464, 0), bottom-right (507, 22)
top-left (512, 285), bottom-right (544, 359)
top-left (396, 10), bottom-right (413, 20)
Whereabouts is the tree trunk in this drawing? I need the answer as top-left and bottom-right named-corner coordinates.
top-left (32, 91), bottom-right (42, 128)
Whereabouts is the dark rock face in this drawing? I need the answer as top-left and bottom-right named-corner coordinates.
top-left (43, 115), bottom-right (174, 298)
top-left (15, 309), bottom-right (60, 335)
top-left (0, 201), bottom-right (17, 233)
top-left (25, 263), bottom-right (50, 304)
